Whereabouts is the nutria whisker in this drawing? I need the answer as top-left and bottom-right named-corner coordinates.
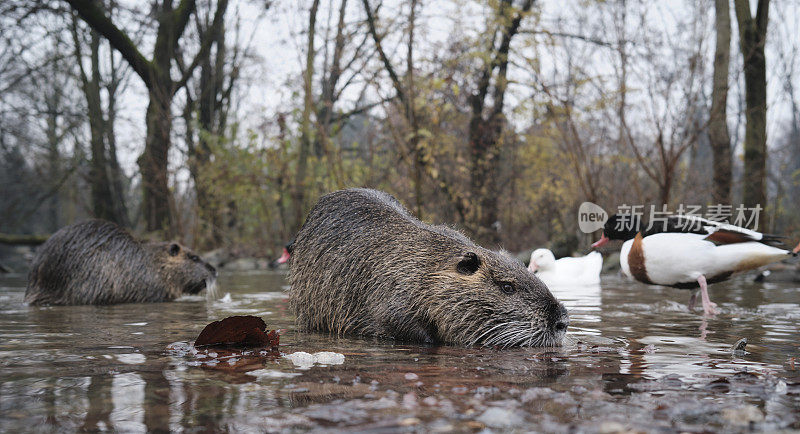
top-left (484, 321), bottom-right (531, 348)
top-left (469, 322), bottom-right (508, 346)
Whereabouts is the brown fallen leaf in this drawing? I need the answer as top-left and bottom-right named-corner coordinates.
top-left (195, 315), bottom-right (280, 349)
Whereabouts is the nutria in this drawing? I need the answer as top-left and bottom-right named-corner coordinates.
top-left (289, 188), bottom-right (568, 347)
top-left (25, 219), bottom-right (217, 305)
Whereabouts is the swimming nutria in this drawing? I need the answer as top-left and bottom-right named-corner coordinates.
top-left (289, 188), bottom-right (568, 347)
top-left (25, 219), bottom-right (218, 305)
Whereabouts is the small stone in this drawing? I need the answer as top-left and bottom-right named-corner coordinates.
top-left (402, 392), bottom-right (418, 409)
top-left (405, 372), bottom-right (419, 380)
top-left (731, 338), bottom-right (748, 352)
top-left (598, 421), bottom-right (630, 433)
top-left (521, 387), bottom-right (552, 403)
top-left (721, 405), bottom-right (763, 425)
top-left (476, 407), bottom-right (523, 428)
top-left (400, 417), bottom-right (420, 426)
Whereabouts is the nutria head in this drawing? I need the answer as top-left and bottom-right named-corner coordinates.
top-left (146, 242), bottom-right (218, 296)
top-left (424, 247), bottom-right (568, 348)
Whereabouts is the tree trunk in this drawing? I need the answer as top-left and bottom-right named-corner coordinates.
top-left (140, 89), bottom-right (173, 233)
top-left (734, 0), bottom-right (769, 214)
top-left (188, 7), bottom-right (229, 246)
top-left (87, 32), bottom-right (117, 223)
top-left (294, 0), bottom-right (320, 232)
top-left (710, 0), bottom-right (732, 205)
top-left (466, 0), bottom-right (533, 243)
top-left (105, 82), bottom-right (130, 227)
top-left (72, 18), bottom-right (119, 224)
top-left (406, 0), bottom-right (423, 219)
top-left (104, 5), bottom-right (131, 228)
top-left (68, 0), bottom-right (228, 235)
top-left (468, 114), bottom-right (504, 242)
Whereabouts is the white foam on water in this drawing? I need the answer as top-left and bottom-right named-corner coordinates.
top-left (245, 369), bottom-right (302, 378)
top-left (283, 351), bottom-right (345, 369)
top-left (205, 278), bottom-right (219, 301)
top-left (116, 353), bottom-right (146, 365)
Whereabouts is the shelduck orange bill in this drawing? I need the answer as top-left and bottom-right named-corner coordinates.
top-left (592, 214), bottom-right (799, 316)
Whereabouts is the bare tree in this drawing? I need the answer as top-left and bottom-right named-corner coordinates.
top-left (293, 0), bottom-right (321, 232)
top-left (734, 0), bottom-right (769, 211)
top-left (71, 10), bottom-right (130, 226)
top-left (710, 0), bottom-right (732, 205)
top-left (182, 0), bottom-right (243, 245)
top-left (67, 0), bottom-right (229, 235)
top-left (466, 0), bottom-right (534, 242)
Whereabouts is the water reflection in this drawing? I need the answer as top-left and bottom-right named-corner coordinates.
top-left (82, 375), bottom-right (111, 431)
top-left (549, 282), bottom-right (601, 337)
top-left (0, 271), bottom-right (798, 431)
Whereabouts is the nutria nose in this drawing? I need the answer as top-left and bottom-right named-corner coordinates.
top-left (551, 303), bottom-right (569, 332)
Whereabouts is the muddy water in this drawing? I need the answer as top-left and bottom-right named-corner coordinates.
top-left (1, 271), bottom-right (799, 432)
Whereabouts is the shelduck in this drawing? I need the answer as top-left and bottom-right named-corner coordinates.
top-left (528, 248), bottom-right (603, 286)
top-left (592, 214), bottom-right (800, 315)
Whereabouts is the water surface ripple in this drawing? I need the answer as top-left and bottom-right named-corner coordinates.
top-left (1, 271), bottom-right (799, 432)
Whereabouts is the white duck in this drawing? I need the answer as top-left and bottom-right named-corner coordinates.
top-left (528, 248), bottom-right (603, 286)
top-left (592, 214), bottom-right (800, 316)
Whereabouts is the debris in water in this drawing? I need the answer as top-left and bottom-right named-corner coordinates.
top-left (284, 351), bottom-right (345, 369)
top-left (245, 369), bottom-right (302, 379)
top-left (720, 404), bottom-right (763, 425)
top-left (476, 407), bottom-right (524, 428)
top-left (195, 315), bottom-right (279, 349)
top-left (731, 338), bottom-right (747, 353)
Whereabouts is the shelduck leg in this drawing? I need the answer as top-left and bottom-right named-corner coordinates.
top-left (697, 275), bottom-right (718, 316)
top-left (688, 290), bottom-right (698, 310)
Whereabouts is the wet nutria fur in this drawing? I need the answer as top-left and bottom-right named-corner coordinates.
top-left (289, 188), bottom-right (568, 347)
top-left (25, 219), bottom-right (217, 305)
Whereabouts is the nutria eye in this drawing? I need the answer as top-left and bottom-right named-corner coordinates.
top-left (189, 254), bottom-right (200, 262)
top-left (500, 282), bottom-right (516, 295)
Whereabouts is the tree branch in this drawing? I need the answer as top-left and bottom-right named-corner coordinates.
top-left (755, 0), bottom-right (769, 35)
top-left (172, 0), bottom-right (197, 47)
top-left (362, 0), bottom-right (408, 109)
top-left (520, 29), bottom-right (615, 48)
top-left (489, 0), bottom-right (534, 117)
top-left (173, 0), bottom-right (229, 94)
top-left (65, 0), bottom-right (156, 90)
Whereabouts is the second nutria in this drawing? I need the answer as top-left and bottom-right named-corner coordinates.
top-left (289, 189), bottom-right (568, 347)
top-left (25, 219), bottom-right (217, 305)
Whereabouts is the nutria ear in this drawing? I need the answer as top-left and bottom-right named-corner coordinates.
top-left (457, 252), bottom-right (481, 275)
top-left (168, 243), bottom-right (181, 256)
